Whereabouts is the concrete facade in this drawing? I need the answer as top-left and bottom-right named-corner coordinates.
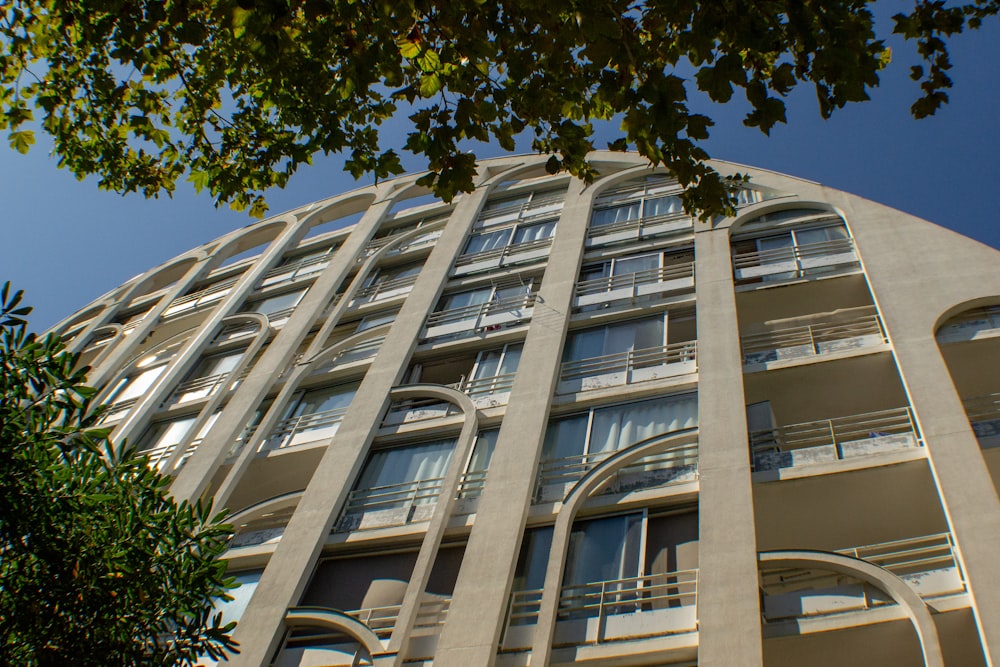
top-left (55, 153), bottom-right (1000, 667)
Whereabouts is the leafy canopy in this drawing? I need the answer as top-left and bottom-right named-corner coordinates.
top-left (0, 283), bottom-right (238, 667)
top-left (1, 0), bottom-right (996, 217)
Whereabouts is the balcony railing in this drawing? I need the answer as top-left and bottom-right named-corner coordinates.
top-left (454, 236), bottom-right (554, 269)
top-left (762, 533), bottom-right (965, 622)
top-left (558, 341), bottom-right (697, 394)
top-left (352, 274), bottom-right (418, 304)
top-left (162, 370), bottom-right (246, 407)
top-left (479, 193), bottom-right (564, 226)
top-left (573, 262), bottom-right (695, 308)
top-left (937, 304), bottom-right (1000, 343)
top-left (259, 406), bottom-right (349, 451)
top-left (161, 279), bottom-right (237, 318)
top-left (535, 441), bottom-right (699, 502)
top-left (423, 293), bottom-right (536, 340)
top-left (506, 570), bottom-right (698, 647)
top-left (586, 211), bottom-right (692, 245)
top-left (260, 254), bottom-right (331, 287)
top-left (335, 470), bottom-right (488, 532)
top-left (343, 595), bottom-right (451, 639)
top-left (732, 238), bottom-right (858, 283)
top-left (362, 229), bottom-right (442, 257)
top-left (751, 407), bottom-right (921, 471)
top-left (963, 392), bottom-right (1000, 448)
top-left (741, 311), bottom-right (886, 367)
top-left (383, 373), bottom-right (516, 426)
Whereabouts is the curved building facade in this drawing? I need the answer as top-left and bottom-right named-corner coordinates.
top-left (54, 153), bottom-right (1000, 667)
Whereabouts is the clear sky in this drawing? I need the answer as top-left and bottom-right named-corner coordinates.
top-left (3, 13), bottom-right (999, 332)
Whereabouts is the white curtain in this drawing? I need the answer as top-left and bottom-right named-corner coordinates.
top-left (589, 393), bottom-right (697, 454)
top-left (464, 228), bottom-right (512, 254)
top-left (357, 439), bottom-right (456, 493)
top-left (564, 513), bottom-right (643, 586)
top-left (591, 202), bottom-right (641, 228)
top-left (512, 219), bottom-right (557, 244)
top-left (467, 430), bottom-right (499, 472)
top-left (643, 195), bottom-right (683, 218)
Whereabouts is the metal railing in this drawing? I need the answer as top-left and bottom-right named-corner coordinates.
top-left (478, 193), bottom-right (565, 225)
top-left (345, 595), bottom-right (451, 639)
top-left (424, 293), bottom-right (537, 330)
top-left (587, 210), bottom-right (691, 239)
top-left (574, 262), bottom-right (695, 301)
top-left (384, 373), bottom-right (516, 425)
top-left (455, 371), bottom-right (517, 398)
top-left (162, 279), bottom-right (237, 317)
top-left (750, 407), bottom-right (920, 464)
top-left (353, 274), bottom-right (418, 301)
top-left (454, 236), bottom-right (553, 267)
top-left (260, 254), bottom-right (331, 285)
top-left (509, 569), bottom-right (698, 627)
top-left (341, 470), bottom-right (489, 518)
top-left (163, 371), bottom-right (236, 405)
top-left (741, 310), bottom-right (886, 364)
top-left (536, 441), bottom-right (699, 493)
top-left (362, 229), bottom-right (442, 257)
top-left (259, 406), bottom-right (350, 451)
top-left (761, 533), bottom-right (964, 621)
top-left (559, 341), bottom-right (697, 386)
top-left (732, 238), bottom-right (857, 282)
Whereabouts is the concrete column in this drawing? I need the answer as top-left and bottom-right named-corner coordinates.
top-left (84, 256), bottom-right (209, 388)
top-left (432, 177), bottom-right (591, 667)
top-left (692, 223), bottom-right (763, 667)
top-left (227, 187), bottom-right (488, 667)
top-left (109, 218), bottom-right (306, 454)
top-left (169, 197), bottom-right (388, 503)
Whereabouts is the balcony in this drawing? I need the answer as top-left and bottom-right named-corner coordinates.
top-left (161, 279), bottom-right (237, 319)
top-left (535, 442), bottom-right (699, 504)
top-left (259, 406), bottom-right (349, 451)
top-left (963, 393), bottom-right (1000, 449)
top-left (278, 596), bottom-right (449, 666)
top-left (362, 228), bottom-right (442, 258)
top-left (557, 341), bottom-right (697, 394)
top-left (383, 373), bottom-right (517, 425)
top-left (742, 309), bottom-right (886, 370)
top-left (453, 237), bottom-right (554, 276)
top-left (349, 274), bottom-right (418, 307)
top-left (502, 570), bottom-right (698, 650)
top-left (750, 407), bottom-right (921, 473)
top-left (260, 253), bottom-right (332, 288)
top-left (937, 304), bottom-right (1000, 344)
top-left (761, 533), bottom-right (964, 623)
top-left (573, 262), bottom-right (695, 310)
top-left (423, 293), bottom-right (536, 341)
top-left (162, 370), bottom-right (244, 407)
top-left (733, 238), bottom-right (858, 285)
top-left (586, 212), bottom-right (692, 248)
top-left (334, 471), bottom-right (487, 532)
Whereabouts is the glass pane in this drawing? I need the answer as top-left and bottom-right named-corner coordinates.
top-left (246, 289), bottom-right (305, 314)
top-left (467, 429), bottom-right (499, 472)
top-left (588, 394), bottom-right (697, 454)
top-left (592, 203), bottom-right (640, 228)
top-left (632, 316), bottom-right (665, 351)
top-left (112, 365), bottom-right (167, 402)
top-left (498, 344), bottom-right (523, 375)
top-left (512, 219), bottom-right (557, 244)
top-left (357, 438), bottom-right (455, 489)
top-left (472, 349), bottom-right (502, 380)
top-left (565, 328), bottom-right (606, 361)
top-left (542, 415), bottom-right (590, 461)
top-left (513, 526), bottom-right (554, 591)
top-left (292, 384), bottom-right (357, 417)
top-left (464, 228), bottom-right (512, 254)
top-left (613, 253), bottom-right (660, 275)
top-left (564, 514), bottom-right (643, 586)
top-left (795, 224), bottom-right (847, 246)
top-left (441, 288), bottom-right (491, 311)
top-left (357, 311), bottom-right (396, 332)
top-left (212, 571), bottom-right (262, 625)
top-left (643, 195), bottom-right (683, 218)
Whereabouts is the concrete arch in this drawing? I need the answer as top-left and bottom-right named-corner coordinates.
top-left (934, 296), bottom-right (1000, 335)
top-left (295, 192), bottom-right (377, 243)
top-left (118, 256), bottom-right (200, 306)
top-left (229, 490), bottom-right (304, 527)
top-left (303, 323), bottom-right (393, 371)
top-left (208, 219), bottom-right (292, 272)
top-left (529, 428), bottom-right (700, 667)
top-left (725, 202), bottom-right (841, 236)
top-left (284, 606), bottom-right (386, 660)
top-left (585, 161), bottom-right (678, 200)
top-left (758, 550), bottom-right (944, 667)
top-left (80, 323), bottom-right (124, 367)
top-left (54, 303), bottom-right (110, 338)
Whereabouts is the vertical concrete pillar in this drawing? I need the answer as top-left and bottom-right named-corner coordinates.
top-left (226, 186), bottom-right (488, 667)
top-left (432, 178), bottom-right (591, 667)
top-left (693, 223), bottom-right (763, 667)
top-left (169, 196), bottom-right (388, 503)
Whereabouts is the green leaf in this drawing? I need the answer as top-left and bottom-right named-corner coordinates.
top-left (419, 74), bottom-right (442, 97)
top-left (9, 130), bottom-right (34, 154)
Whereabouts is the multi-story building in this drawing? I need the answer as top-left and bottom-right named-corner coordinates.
top-left (53, 153), bottom-right (1000, 667)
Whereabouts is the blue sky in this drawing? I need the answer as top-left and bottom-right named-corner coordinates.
top-left (3, 13), bottom-right (999, 331)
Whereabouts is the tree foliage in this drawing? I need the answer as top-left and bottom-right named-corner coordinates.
top-left (0, 283), bottom-right (238, 667)
top-left (1, 0), bottom-right (997, 217)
